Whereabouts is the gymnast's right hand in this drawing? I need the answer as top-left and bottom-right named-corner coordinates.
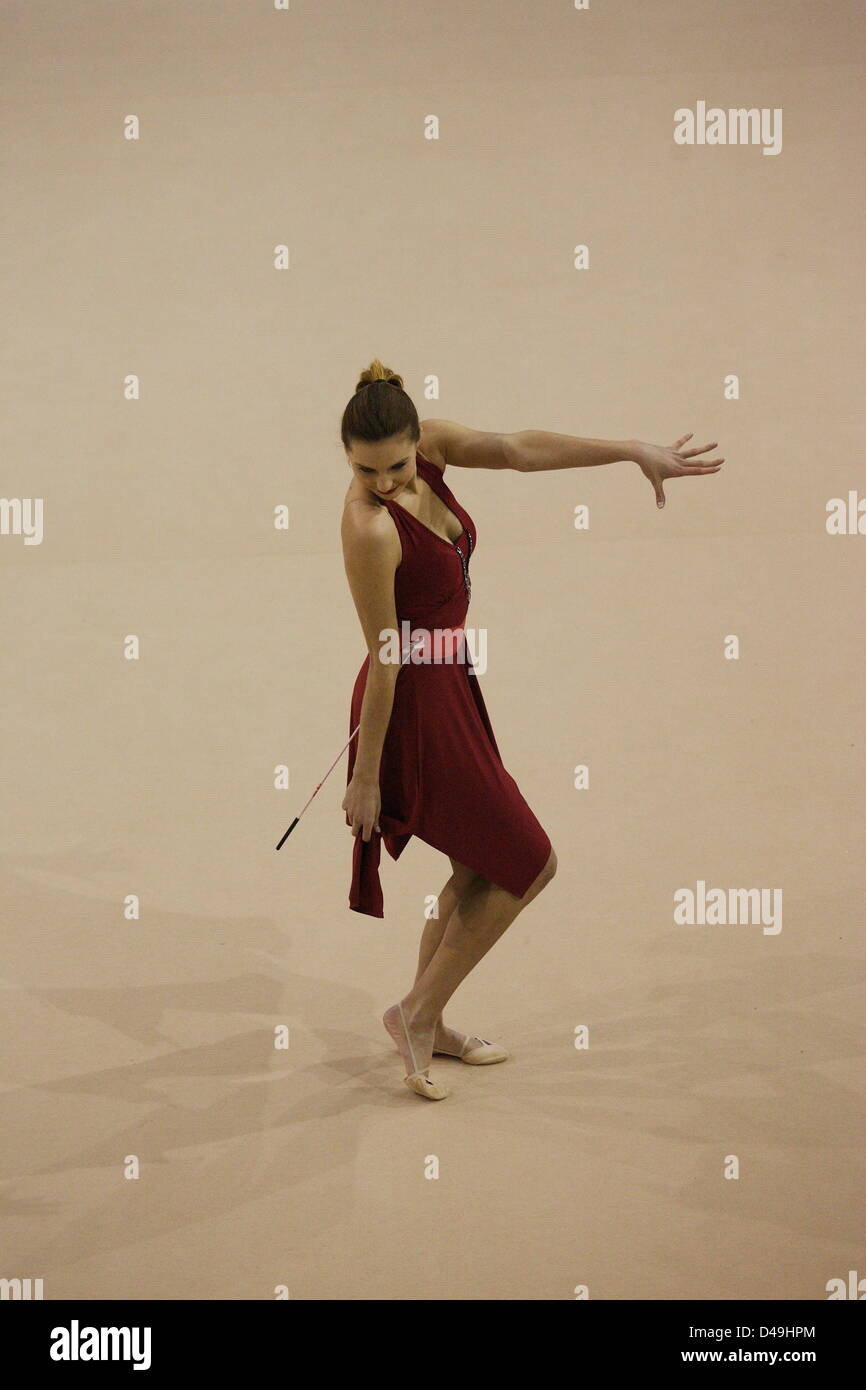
top-left (342, 775), bottom-right (382, 841)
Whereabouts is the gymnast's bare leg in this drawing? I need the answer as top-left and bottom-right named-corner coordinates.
top-left (384, 846), bottom-right (557, 1085)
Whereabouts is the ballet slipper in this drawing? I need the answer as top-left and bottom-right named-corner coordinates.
top-left (433, 1030), bottom-right (511, 1066)
top-left (383, 1003), bottom-right (450, 1100)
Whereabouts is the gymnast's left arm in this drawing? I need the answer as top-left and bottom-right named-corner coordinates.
top-left (503, 430), bottom-right (725, 510)
top-left (423, 417), bottom-right (724, 511)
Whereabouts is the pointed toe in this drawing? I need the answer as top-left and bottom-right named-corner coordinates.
top-left (384, 1003), bottom-right (450, 1100)
top-left (405, 1071), bottom-right (450, 1100)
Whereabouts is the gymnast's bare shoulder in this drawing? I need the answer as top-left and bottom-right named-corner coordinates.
top-left (341, 479), bottom-right (400, 557)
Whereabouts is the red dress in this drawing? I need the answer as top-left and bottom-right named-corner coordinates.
top-left (347, 451), bottom-right (551, 917)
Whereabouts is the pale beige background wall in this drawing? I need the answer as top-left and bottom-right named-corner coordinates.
top-left (1, 1), bottom-right (863, 1300)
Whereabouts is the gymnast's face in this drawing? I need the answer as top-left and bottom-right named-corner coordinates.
top-left (347, 433), bottom-right (417, 499)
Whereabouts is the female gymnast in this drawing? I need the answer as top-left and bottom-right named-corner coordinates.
top-left (340, 359), bottom-right (723, 1099)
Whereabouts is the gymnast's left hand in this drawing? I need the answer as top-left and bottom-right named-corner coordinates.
top-left (633, 435), bottom-right (724, 509)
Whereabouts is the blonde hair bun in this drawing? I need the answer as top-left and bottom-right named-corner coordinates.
top-left (354, 357), bottom-right (404, 393)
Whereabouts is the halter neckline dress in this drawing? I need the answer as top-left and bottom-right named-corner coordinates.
top-left (347, 451), bottom-right (551, 917)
